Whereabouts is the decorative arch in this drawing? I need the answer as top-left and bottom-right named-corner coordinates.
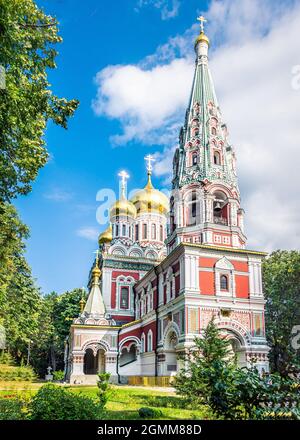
top-left (214, 318), bottom-right (252, 347)
top-left (81, 339), bottom-right (110, 355)
top-left (119, 336), bottom-right (141, 352)
top-left (163, 322), bottom-right (180, 348)
top-left (215, 256), bottom-right (234, 271)
top-left (110, 244), bottom-right (127, 256)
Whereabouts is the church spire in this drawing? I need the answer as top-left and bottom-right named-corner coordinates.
top-left (83, 251), bottom-right (106, 317)
top-left (168, 16), bottom-right (246, 251)
top-left (173, 15), bottom-right (237, 190)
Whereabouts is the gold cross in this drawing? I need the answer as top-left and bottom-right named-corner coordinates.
top-left (197, 15), bottom-right (207, 33)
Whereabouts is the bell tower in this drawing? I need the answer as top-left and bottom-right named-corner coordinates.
top-left (167, 17), bottom-right (246, 253)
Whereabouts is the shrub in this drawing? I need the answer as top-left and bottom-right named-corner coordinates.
top-left (138, 407), bottom-right (162, 419)
top-left (97, 372), bottom-right (112, 410)
top-left (53, 370), bottom-right (65, 381)
top-left (29, 384), bottom-right (102, 420)
top-left (0, 352), bottom-right (15, 366)
top-left (0, 397), bottom-right (27, 420)
top-left (0, 364), bottom-right (36, 382)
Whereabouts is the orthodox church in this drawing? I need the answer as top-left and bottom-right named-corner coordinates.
top-left (65, 17), bottom-right (269, 384)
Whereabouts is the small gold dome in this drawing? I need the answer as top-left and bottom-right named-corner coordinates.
top-left (98, 225), bottom-right (112, 245)
top-left (130, 176), bottom-right (169, 216)
top-left (110, 196), bottom-right (137, 220)
top-left (195, 31), bottom-right (210, 47)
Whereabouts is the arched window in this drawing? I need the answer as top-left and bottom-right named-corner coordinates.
top-left (122, 224), bottom-right (126, 236)
top-left (151, 223), bottom-right (156, 240)
top-left (187, 191), bottom-right (199, 226)
top-left (115, 224), bottom-right (119, 236)
top-left (193, 128), bottom-right (199, 137)
top-left (211, 127), bottom-right (217, 135)
top-left (220, 275), bottom-right (229, 291)
top-left (160, 225), bottom-right (163, 242)
top-left (141, 334), bottom-right (145, 353)
top-left (213, 151), bottom-right (221, 165)
top-left (192, 153), bottom-right (198, 166)
top-left (142, 224), bottom-right (147, 239)
top-left (135, 224), bottom-right (139, 241)
top-left (147, 331), bottom-right (153, 352)
top-left (120, 286), bottom-right (129, 309)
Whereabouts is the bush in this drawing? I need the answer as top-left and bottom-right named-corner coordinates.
top-left (29, 384), bottom-right (102, 420)
top-left (0, 397), bottom-right (27, 420)
top-left (97, 372), bottom-right (112, 410)
top-left (138, 407), bottom-right (162, 419)
top-left (0, 364), bottom-right (36, 382)
top-left (0, 352), bottom-right (15, 366)
top-left (53, 370), bottom-right (65, 381)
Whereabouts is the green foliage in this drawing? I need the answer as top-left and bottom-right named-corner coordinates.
top-left (0, 396), bottom-right (28, 420)
top-left (30, 288), bottom-right (86, 375)
top-left (0, 203), bottom-right (29, 310)
top-left (97, 372), bottom-right (112, 410)
top-left (53, 370), bottom-right (64, 381)
top-left (0, 364), bottom-right (36, 381)
top-left (138, 407), bottom-right (162, 419)
top-left (0, 0), bottom-right (79, 202)
top-left (263, 250), bottom-right (300, 375)
top-left (0, 351), bottom-right (15, 365)
top-left (174, 319), bottom-right (234, 409)
top-left (29, 384), bottom-right (102, 420)
top-left (174, 320), bottom-right (300, 420)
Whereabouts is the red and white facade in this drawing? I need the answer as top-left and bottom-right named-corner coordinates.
top-left (65, 23), bottom-right (269, 385)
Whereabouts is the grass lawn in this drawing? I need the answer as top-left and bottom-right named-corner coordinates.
top-left (0, 382), bottom-right (212, 420)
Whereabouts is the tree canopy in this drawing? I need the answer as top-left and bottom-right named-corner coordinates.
top-left (263, 250), bottom-right (300, 376)
top-left (0, 0), bottom-right (78, 201)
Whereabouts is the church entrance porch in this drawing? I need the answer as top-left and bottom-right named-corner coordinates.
top-left (84, 348), bottom-right (106, 375)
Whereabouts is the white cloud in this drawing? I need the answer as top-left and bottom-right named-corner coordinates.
top-left (92, 0), bottom-right (300, 251)
top-left (44, 188), bottom-right (73, 202)
top-left (92, 59), bottom-right (193, 145)
top-left (136, 0), bottom-right (181, 20)
top-left (76, 227), bottom-right (99, 241)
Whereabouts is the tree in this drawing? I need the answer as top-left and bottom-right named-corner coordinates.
top-left (263, 250), bottom-right (300, 376)
top-left (174, 319), bottom-right (300, 420)
top-left (2, 255), bottom-right (41, 363)
top-left (174, 319), bottom-right (234, 413)
top-left (30, 288), bottom-right (86, 375)
top-left (0, 0), bottom-right (78, 202)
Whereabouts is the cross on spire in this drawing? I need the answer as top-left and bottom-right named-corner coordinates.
top-left (118, 170), bottom-right (129, 198)
top-left (144, 154), bottom-right (155, 175)
top-left (197, 15), bottom-right (207, 33)
top-left (94, 249), bottom-right (100, 265)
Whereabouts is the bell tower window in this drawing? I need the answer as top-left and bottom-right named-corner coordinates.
top-left (187, 191), bottom-right (200, 227)
top-left (192, 153), bottom-right (198, 166)
top-left (213, 151), bottom-right (221, 165)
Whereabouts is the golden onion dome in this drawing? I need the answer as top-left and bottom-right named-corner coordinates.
top-left (195, 31), bottom-right (210, 47)
top-left (98, 224), bottom-right (112, 245)
top-left (130, 175), bottom-right (169, 216)
top-left (109, 196), bottom-right (137, 220)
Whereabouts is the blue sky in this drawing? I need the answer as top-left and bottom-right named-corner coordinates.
top-left (15, 0), bottom-right (300, 294)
